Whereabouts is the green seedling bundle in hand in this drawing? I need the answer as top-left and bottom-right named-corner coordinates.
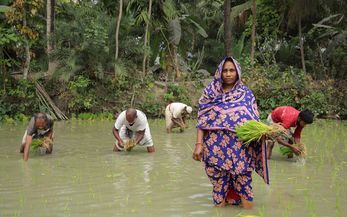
top-left (235, 120), bottom-right (288, 145)
top-left (31, 138), bottom-right (53, 151)
top-left (31, 139), bottom-right (43, 150)
top-left (280, 142), bottom-right (307, 157)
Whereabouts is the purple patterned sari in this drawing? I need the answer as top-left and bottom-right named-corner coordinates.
top-left (197, 57), bottom-right (269, 185)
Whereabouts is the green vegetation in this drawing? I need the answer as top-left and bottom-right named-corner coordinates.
top-left (279, 146), bottom-right (293, 157)
top-left (0, 0), bottom-right (346, 121)
top-left (243, 64), bottom-right (347, 119)
top-left (31, 138), bottom-right (43, 150)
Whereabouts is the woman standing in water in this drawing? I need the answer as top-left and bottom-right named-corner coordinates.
top-left (192, 57), bottom-right (269, 208)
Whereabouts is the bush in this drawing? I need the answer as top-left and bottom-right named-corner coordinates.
top-left (0, 78), bottom-right (39, 121)
top-left (67, 76), bottom-right (96, 113)
top-left (300, 91), bottom-right (332, 117)
top-left (243, 64), bottom-right (344, 119)
top-left (14, 113), bottom-right (30, 123)
top-left (138, 92), bottom-right (163, 118)
top-left (76, 112), bottom-right (114, 120)
top-left (165, 83), bottom-right (191, 105)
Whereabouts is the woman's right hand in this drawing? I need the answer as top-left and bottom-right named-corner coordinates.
top-left (192, 143), bottom-right (203, 162)
top-left (290, 145), bottom-right (302, 156)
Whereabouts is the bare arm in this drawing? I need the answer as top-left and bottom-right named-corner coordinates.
top-left (196, 128), bottom-right (204, 144)
top-left (23, 135), bottom-right (33, 161)
top-left (44, 129), bottom-right (54, 154)
top-left (294, 137), bottom-right (300, 144)
top-left (192, 128), bottom-right (204, 161)
top-left (277, 137), bottom-right (302, 155)
top-left (47, 129), bottom-right (53, 140)
top-left (172, 118), bottom-right (185, 128)
top-left (135, 130), bottom-right (145, 145)
top-left (182, 116), bottom-right (188, 128)
top-left (112, 127), bottom-right (124, 147)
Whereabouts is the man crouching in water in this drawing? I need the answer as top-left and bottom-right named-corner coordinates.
top-left (20, 113), bottom-right (54, 161)
top-left (112, 108), bottom-right (155, 153)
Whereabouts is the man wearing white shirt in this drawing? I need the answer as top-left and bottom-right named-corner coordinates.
top-left (112, 108), bottom-right (155, 153)
top-left (165, 102), bottom-right (193, 133)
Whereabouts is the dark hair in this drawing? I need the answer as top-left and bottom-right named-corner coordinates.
top-left (224, 57), bottom-right (234, 64)
top-left (34, 113), bottom-right (48, 122)
top-left (299, 109), bottom-right (314, 124)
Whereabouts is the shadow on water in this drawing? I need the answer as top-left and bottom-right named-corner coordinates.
top-left (0, 119), bottom-right (346, 216)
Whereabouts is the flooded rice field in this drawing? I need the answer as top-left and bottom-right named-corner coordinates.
top-left (0, 119), bottom-right (346, 217)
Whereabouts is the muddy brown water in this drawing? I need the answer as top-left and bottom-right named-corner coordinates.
top-left (0, 119), bottom-right (346, 217)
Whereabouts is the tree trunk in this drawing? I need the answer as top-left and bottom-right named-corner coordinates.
top-left (142, 0), bottom-right (152, 77)
top-left (190, 31), bottom-right (195, 52)
top-left (224, 0), bottom-right (232, 56)
top-left (173, 45), bottom-right (180, 80)
top-left (298, 17), bottom-right (306, 73)
top-left (115, 0), bottom-right (123, 61)
top-left (51, 0), bottom-right (55, 49)
top-left (47, 0), bottom-right (55, 73)
top-left (23, 8), bottom-right (30, 80)
top-left (250, 0), bottom-right (256, 66)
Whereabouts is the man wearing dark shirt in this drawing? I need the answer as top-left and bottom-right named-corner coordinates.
top-left (20, 113), bottom-right (54, 161)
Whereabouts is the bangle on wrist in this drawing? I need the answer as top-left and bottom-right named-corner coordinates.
top-left (195, 142), bottom-right (203, 146)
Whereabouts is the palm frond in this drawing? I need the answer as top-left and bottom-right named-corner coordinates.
top-left (163, 0), bottom-right (177, 20)
top-left (217, 23), bottom-right (224, 41)
top-left (187, 17), bottom-right (208, 38)
top-left (230, 0), bottom-right (252, 24)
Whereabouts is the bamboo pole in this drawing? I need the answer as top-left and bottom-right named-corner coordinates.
top-left (35, 81), bottom-right (68, 120)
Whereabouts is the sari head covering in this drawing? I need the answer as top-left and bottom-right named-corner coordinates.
top-left (197, 57), bottom-right (269, 184)
top-left (197, 57), bottom-right (259, 130)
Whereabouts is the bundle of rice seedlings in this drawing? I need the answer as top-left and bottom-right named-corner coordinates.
top-left (124, 139), bottom-right (136, 151)
top-left (31, 138), bottom-right (53, 151)
top-left (280, 143), bottom-right (307, 157)
top-left (31, 139), bottom-right (43, 150)
top-left (42, 138), bottom-right (53, 150)
top-left (297, 143), bottom-right (307, 157)
top-left (235, 120), bottom-right (288, 145)
top-left (280, 146), bottom-right (293, 156)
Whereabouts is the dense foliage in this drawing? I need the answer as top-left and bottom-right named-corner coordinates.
top-left (0, 0), bottom-right (346, 122)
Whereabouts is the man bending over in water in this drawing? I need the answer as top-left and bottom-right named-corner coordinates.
top-left (266, 106), bottom-right (314, 159)
top-left (112, 108), bottom-right (155, 153)
top-left (165, 102), bottom-right (193, 133)
top-left (20, 113), bottom-right (54, 161)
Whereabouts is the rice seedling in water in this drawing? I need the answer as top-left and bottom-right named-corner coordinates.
top-left (258, 206), bottom-right (265, 217)
top-left (212, 210), bottom-right (223, 217)
top-left (304, 192), bottom-right (317, 217)
top-left (235, 213), bottom-right (259, 217)
top-left (281, 200), bottom-right (295, 217)
top-left (335, 185), bottom-right (342, 217)
top-left (235, 120), bottom-right (288, 145)
top-left (12, 211), bottom-right (21, 217)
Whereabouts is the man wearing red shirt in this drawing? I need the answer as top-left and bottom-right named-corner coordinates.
top-left (266, 106), bottom-right (314, 159)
